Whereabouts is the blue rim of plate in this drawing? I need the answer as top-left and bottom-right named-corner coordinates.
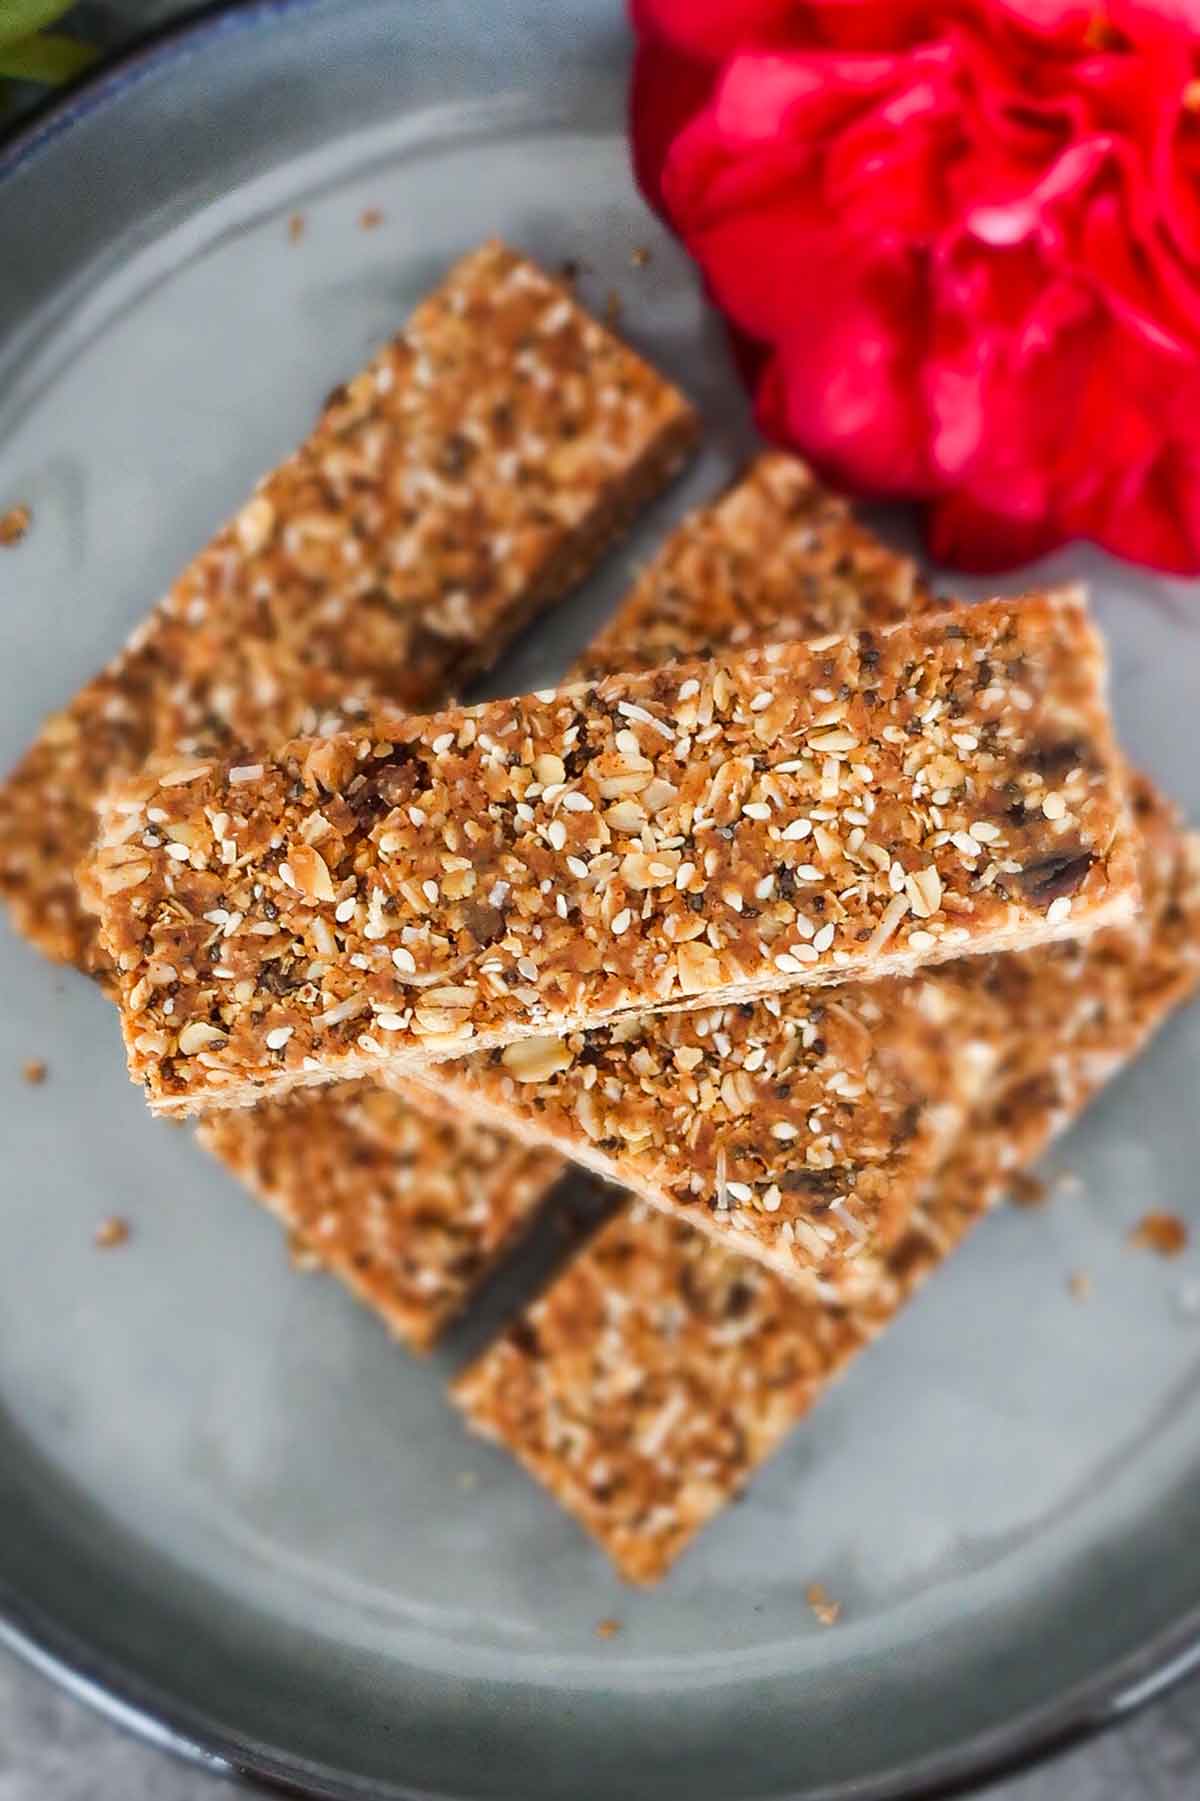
top-left (3, 4), bottom-right (1200, 1796)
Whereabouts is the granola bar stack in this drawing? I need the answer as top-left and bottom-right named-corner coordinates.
top-left (3, 244), bottom-right (1198, 1583)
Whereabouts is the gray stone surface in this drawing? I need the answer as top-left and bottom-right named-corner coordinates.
top-left (1, 4), bottom-right (1198, 1797)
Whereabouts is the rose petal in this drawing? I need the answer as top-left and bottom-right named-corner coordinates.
top-left (760, 264), bottom-right (934, 496)
top-left (629, 0), bottom-right (795, 60)
top-left (927, 490), bottom-right (1068, 570)
top-left (630, 40), bottom-right (715, 211)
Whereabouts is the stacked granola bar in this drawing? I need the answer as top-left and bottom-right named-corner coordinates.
top-left (3, 246), bottom-right (1198, 1586)
top-left (1, 240), bottom-right (698, 977)
top-left (92, 593), bottom-right (1137, 1123)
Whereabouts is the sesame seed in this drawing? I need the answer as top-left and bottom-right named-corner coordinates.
top-left (617, 700), bottom-right (673, 740)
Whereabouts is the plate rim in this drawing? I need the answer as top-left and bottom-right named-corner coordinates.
top-left (3, 3), bottom-right (1200, 1797)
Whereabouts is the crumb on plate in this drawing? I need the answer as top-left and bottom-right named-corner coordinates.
top-left (1009, 1169), bottom-right (1048, 1209)
top-left (806, 1583), bottom-right (841, 1627)
top-left (0, 504), bottom-right (31, 547)
top-left (1129, 1211), bottom-right (1189, 1257)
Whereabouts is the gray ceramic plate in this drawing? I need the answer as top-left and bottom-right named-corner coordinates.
top-left (3, 4), bottom-right (1200, 1798)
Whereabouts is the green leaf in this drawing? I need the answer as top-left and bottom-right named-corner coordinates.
top-left (0, 0), bottom-right (76, 52)
top-left (0, 29), bottom-right (97, 81)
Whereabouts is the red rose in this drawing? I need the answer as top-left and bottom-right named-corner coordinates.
top-left (631, 0), bottom-right (1200, 572)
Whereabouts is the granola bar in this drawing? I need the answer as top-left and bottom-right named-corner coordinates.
top-left (198, 1083), bottom-right (563, 1351)
top-left (576, 449), bottom-right (936, 681)
top-left (0, 239), bottom-right (697, 975)
top-left (402, 976), bottom-right (987, 1277)
top-left (862, 779), bottom-right (1200, 1305)
top-left (452, 801), bottom-right (1200, 1583)
top-left (94, 592), bottom-right (1139, 1115)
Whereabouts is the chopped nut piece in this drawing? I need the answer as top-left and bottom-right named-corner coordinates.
top-left (1129, 1211), bottom-right (1189, 1257)
top-left (359, 206), bottom-right (384, 230)
top-left (0, 240), bottom-right (697, 975)
top-left (21, 1058), bottom-right (46, 1086)
top-left (594, 1618), bottom-right (622, 1640)
top-left (95, 593), bottom-right (1138, 1116)
top-left (288, 844), bottom-right (336, 903)
top-left (501, 1036), bottom-right (574, 1084)
top-left (287, 212), bottom-right (305, 243)
top-left (94, 1216), bottom-right (130, 1250)
top-left (1068, 1270), bottom-right (1092, 1300)
top-left (177, 1021), bottom-right (228, 1055)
